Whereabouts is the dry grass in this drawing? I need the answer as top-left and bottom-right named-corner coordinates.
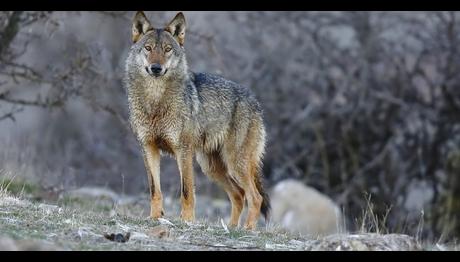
top-left (0, 177), bottom-right (446, 251)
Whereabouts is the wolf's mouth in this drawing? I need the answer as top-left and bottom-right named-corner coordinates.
top-left (145, 67), bottom-right (168, 77)
top-left (153, 69), bottom-right (168, 77)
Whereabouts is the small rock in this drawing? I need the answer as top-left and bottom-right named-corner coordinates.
top-left (74, 227), bottom-right (104, 242)
top-left (349, 240), bottom-right (369, 251)
top-left (0, 196), bottom-right (30, 207)
top-left (306, 233), bottom-right (421, 251)
top-left (288, 239), bottom-right (304, 247)
top-left (38, 203), bottom-right (62, 214)
top-left (0, 236), bottom-right (61, 251)
top-left (149, 225), bottom-right (170, 239)
top-left (129, 232), bottom-right (150, 241)
top-left (103, 232), bottom-right (131, 243)
top-left (66, 187), bottom-right (119, 202)
top-left (157, 218), bottom-right (175, 227)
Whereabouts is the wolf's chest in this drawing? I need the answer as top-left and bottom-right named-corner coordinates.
top-left (131, 106), bottom-right (180, 146)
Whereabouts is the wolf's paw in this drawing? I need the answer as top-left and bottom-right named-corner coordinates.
top-left (180, 211), bottom-right (195, 223)
top-left (150, 209), bottom-right (165, 219)
top-left (227, 221), bottom-right (239, 228)
top-left (243, 222), bottom-right (256, 231)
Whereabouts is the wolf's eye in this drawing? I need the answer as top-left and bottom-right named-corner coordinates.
top-left (165, 46), bottom-right (172, 52)
top-left (145, 46), bottom-right (152, 52)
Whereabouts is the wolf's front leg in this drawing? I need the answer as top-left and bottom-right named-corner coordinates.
top-left (143, 142), bottom-right (164, 219)
top-left (177, 146), bottom-right (195, 222)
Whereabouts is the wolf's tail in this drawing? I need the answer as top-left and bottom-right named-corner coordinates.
top-left (254, 167), bottom-right (271, 222)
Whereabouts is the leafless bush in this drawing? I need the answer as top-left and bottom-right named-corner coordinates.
top-left (220, 11), bottom-right (460, 241)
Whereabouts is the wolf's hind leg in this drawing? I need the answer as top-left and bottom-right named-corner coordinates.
top-left (222, 149), bottom-right (262, 230)
top-left (223, 119), bottom-right (266, 230)
top-left (197, 151), bottom-right (245, 227)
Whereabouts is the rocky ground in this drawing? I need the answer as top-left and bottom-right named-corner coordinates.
top-left (0, 178), bottom-right (453, 251)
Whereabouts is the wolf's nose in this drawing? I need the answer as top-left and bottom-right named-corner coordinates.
top-left (150, 64), bottom-right (163, 74)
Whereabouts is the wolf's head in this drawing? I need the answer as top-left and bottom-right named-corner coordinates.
top-left (130, 11), bottom-right (186, 78)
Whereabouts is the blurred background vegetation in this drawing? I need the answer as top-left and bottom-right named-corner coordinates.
top-left (1, 11), bottom-right (459, 242)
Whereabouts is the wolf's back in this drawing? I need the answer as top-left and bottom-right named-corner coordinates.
top-left (192, 72), bottom-right (263, 113)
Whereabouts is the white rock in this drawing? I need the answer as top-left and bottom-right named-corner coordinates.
top-left (270, 179), bottom-right (343, 237)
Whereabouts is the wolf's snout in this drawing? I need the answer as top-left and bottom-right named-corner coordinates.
top-left (150, 64), bottom-right (163, 75)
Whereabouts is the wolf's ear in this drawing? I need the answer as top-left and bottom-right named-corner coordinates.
top-left (165, 12), bottom-right (186, 46)
top-left (132, 11), bottom-right (153, 43)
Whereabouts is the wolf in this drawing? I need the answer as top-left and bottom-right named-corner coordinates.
top-left (124, 11), bottom-right (270, 229)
